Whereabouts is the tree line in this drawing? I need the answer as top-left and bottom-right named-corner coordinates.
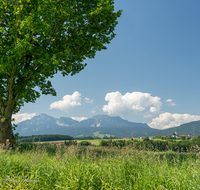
top-left (17, 135), bottom-right (74, 142)
top-left (99, 136), bottom-right (200, 152)
top-left (17, 135), bottom-right (117, 142)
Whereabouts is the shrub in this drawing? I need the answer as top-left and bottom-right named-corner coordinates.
top-left (64, 140), bottom-right (77, 146)
top-left (79, 141), bottom-right (91, 146)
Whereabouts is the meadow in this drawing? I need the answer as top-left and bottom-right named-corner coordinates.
top-left (0, 142), bottom-right (200, 189)
top-left (44, 139), bottom-right (102, 146)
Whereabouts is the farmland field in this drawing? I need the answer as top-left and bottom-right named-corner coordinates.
top-left (0, 143), bottom-right (200, 189)
top-left (34, 139), bottom-right (102, 146)
top-left (35, 139), bottom-right (128, 146)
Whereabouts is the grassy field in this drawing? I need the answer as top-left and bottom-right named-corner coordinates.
top-left (0, 143), bottom-right (200, 189)
top-left (34, 139), bottom-right (102, 146)
top-left (35, 139), bottom-right (126, 146)
top-left (33, 138), bottom-right (183, 147)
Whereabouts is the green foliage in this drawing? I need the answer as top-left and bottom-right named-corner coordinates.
top-left (181, 136), bottom-right (186, 140)
top-left (98, 138), bottom-right (200, 152)
top-left (64, 140), bottom-right (77, 146)
top-left (79, 141), bottom-right (91, 146)
top-left (13, 142), bottom-right (38, 152)
top-left (0, 0), bottom-right (122, 128)
top-left (100, 139), bottom-right (126, 148)
top-left (17, 134), bottom-right (74, 142)
top-left (143, 137), bottom-right (149, 141)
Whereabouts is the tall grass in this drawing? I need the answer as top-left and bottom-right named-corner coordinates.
top-left (0, 143), bottom-right (200, 189)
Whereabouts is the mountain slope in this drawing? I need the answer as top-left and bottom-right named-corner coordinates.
top-left (80, 115), bottom-right (149, 128)
top-left (14, 114), bottom-right (155, 137)
top-left (139, 120), bottom-right (200, 137)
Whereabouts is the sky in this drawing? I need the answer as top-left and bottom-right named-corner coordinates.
top-left (13, 0), bottom-right (200, 130)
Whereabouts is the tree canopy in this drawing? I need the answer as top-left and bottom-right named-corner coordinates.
top-left (0, 0), bottom-right (122, 141)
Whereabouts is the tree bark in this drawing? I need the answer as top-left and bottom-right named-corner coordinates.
top-left (0, 67), bottom-right (16, 145)
top-left (0, 114), bottom-right (15, 145)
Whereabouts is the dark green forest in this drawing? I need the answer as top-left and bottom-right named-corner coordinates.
top-left (17, 134), bottom-right (74, 142)
top-left (16, 134), bottom-right (117, 142)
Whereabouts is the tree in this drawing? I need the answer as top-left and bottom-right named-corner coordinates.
top-left (143, 137), bottom-right (149, 142)
top-left (181, 136), bottom-right (186, 140)
top-left (0, 0), bottom-right (122, 144)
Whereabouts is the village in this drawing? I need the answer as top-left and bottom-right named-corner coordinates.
top-left (122, 131), bottom-right (198, 140)
top-left (40, 131), bottom-right (199, 146)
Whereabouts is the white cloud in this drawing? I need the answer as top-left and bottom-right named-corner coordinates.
top-left (102, 91), bottom-right (162, 116)
top-left (150, 107), bottom-right (157, 113)
top-left (71, 117), bottom-right (87, 122)
top-left (12, 112), bottom-right (36, 124)
top-left (90, 110), bottom-right (95, 114)
top-left (50, 91), bottom-right (81, 113)
top-left (148, 112), bottom-right (200, 129)
top-left (85, 97), bottom-right (93, 104)
top-left (169, 102), bottom-right (176, 106)
top-left (90, 105), bottom-right (98, 114)
top-left (165, 99), bottom-right (176, 106)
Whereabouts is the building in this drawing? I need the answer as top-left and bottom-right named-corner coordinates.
top-left (172, 131), bottom-right (177, 137)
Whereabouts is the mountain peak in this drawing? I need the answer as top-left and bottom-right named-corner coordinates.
top-left (15, 113), bottom-right (151, 137)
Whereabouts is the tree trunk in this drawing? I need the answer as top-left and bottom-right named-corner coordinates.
top-left (0, 115), bottom-right (15, 145)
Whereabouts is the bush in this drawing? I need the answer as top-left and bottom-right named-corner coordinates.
top-left (99, 139), bottom-right (112, 147)
top-left (79, 141), bottom-right (91, 146)
top-left (143, 137), bottom-right (149, 142)
top-left (64, 140), bottom-right (77, 146)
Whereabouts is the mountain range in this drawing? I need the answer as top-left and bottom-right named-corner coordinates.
top-left (140, 120), bottom-right (200, 137)
top-left (14, 114), bottom-right (157, 137)
top-left (14, 113), bottom-right (200, 138)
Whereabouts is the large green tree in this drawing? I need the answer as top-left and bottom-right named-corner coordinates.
top-left (0, 0), bottom-right (122, 144)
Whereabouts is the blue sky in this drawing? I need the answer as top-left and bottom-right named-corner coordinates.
top-left (13, 0), bottom-right (200, 129)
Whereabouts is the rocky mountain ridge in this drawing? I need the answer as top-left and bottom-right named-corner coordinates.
top-left (15, 113), bottom-right (154, 137)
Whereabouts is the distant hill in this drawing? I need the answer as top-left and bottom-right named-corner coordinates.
top-left (14, 114), bottom-right (157, 137)
top-left (139, 120), bottom-right (200, 137)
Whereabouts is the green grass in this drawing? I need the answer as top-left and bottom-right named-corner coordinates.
top-left (0, 144), bottom-right (200, 189)
top-left (37, 139), bottom-right (127, 146)
top-left (77, 139), bottom-right (101, 145)
top-left (36, 139), bottom-right (102, 145)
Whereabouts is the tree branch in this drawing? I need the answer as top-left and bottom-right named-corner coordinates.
top-left (4, 68), bottom-right (16, 114)
top-left (27, 62), bottom-right (40, 80)
top-left (0, 86), bottom-right (4, 108)
top-left (47, 21), bottom-right (59, 45)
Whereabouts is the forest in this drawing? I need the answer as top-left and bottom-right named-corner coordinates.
top-left (17, 134), bottom-right (74, 142)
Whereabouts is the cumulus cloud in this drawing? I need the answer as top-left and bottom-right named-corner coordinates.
top-left (50, 91), bottom-right (81, 113)
top-left (165, 99), bottom-right (176, 106)
top-left (150, 107), bottom-right (157, 113)
top-left (102, 91), bottom-right (162, 116)
top-left (149, 112), bottom-right (200, 129)
top-left (71, 117), bottom-right (87, 122)
top-left (12, 112), bottom-right (36, 124)
top-left (85, 97), bottom-right (93, 104)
